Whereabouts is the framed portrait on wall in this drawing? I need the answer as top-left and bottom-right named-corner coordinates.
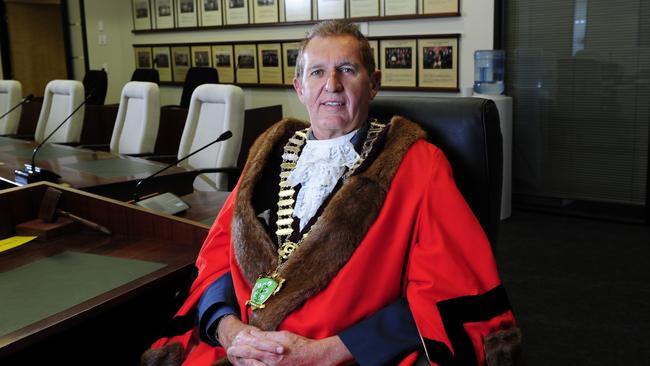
top-left (283, 0), bottom-right (311, 22)
top-left (132, 0), bottom-right (152, 30)
top-left (212, 44), bottom-right (235, 83)
top-left (417, 36), bottom-right (459, 89)
top-left (176, 0), bottom-right (198, 27)
top-left (153, 46), bottom-right (173, 81)
top-left (191, 45), bottom-right (212, 67)
top-left (234, 44), bottom-right (258, 84)
top-left (154, 0), bottom-right (175, 28)
top-left (380, 39), bottom-right (416, 87)
top-left (384, 0), bottom-right (416, 16)
top-left (171, 46), bottom-right (191, 82)
top-left (134, 47), bottom-right (153, 68)
top-left (317, 0), bottom-right (345, 20)
top-left (253, 0), bottom-right (279, 23)
top-left (225, 0), bottom-right (250, 25)
top-left (199, 0), bottom-right (223, 26)
top-left (282, 41), bottom-right (301, 85)
top-left (349, 0), bottom-right (379, 18)
top-left (257, 43), bottom-right (282, 84)
top-left (421, 0), bottom-right (458, 15)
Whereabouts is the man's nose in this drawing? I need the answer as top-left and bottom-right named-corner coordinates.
top-left (324, 70), bottom-right (342, 92)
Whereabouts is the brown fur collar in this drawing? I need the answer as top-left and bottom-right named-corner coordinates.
top-left (232, 116), bottom-right (426, 330)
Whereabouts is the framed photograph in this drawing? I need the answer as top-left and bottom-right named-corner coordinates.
top-left (154, 0), bottom-right (175, 28)
top-left (384, 0), bottom-right (416, 16)
top-left (282, 41), bottom-right (301, 85)
top-left (421, 0), bottom-right (458, 15)
top-left (317, 0), bottom-right (345, 20)
top-left (191, 45), bottom-right (212, 67)
top-left (132, 0), bottom-right (152, 30)
top-left (176, 0), bottom-right (198, 27)
top-left (349, 0), bottom-right (379, 18)
top-left (283, 0), bottom-right (311, 22)
top-left (253, 0), bottom-right (278, 23)
top-left (172, 46), bottom-right (191, 82)
top-left (257, 43), bottom-right (282, 84)
top-left (212, 45), bottom-right (235, 83)
top-left (199, 0), bottom-right (223, 26)
top-left (225, 0), bottom-right (250, 25)
top-left (234, 44), bottom-right (258, 84)
top-left (134, 47), bottom-right (153, 68)
top-left (418, 37), bottom-right (458, 89)
top-left (380, 39), bottom-right (416, 87)
top-left (153, 46), bottom-right (173, 82)
top-left (368, 39), bottom-right (379, 71)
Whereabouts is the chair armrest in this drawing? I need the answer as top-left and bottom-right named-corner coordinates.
top-left (142, 154), bottom-right (179, 164)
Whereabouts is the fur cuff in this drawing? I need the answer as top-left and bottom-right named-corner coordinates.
top-left (485, 327), bottom-right (523, 366)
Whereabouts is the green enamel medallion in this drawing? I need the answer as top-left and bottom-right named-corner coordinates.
top-left (249, 277), bottom-right (278, 308)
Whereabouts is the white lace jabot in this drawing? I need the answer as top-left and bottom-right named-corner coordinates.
top-left (286, 129), bottom-right (360, 230)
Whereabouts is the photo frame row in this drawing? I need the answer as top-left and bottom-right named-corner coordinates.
top-left (132, 0), bottom-right (459, 30)
top-left (134, 35), bottom-right (459, 90)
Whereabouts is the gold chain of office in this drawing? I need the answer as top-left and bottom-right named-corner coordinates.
top-left (274, 119), bottom-right (386, 264)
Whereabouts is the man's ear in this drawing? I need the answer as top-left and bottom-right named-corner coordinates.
top-left (369, 70), bottom-right (381, 99)
top-left (293, 77), bottom-right (305, 103)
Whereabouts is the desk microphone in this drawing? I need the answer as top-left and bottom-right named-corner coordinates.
top-left (14, 90), bottom-right (93, 184)
top-left (0, 94), bottom-right (34, 121)
top-left (132, 130), bottom-right (233, 213)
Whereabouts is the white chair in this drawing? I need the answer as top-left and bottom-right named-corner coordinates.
top-left (0, 80), bottom-right (23, 135)
top-left (178, 84), bottom-right (244, 191)
top-left (34, 80), bottom-right (85, 143)
top-left (110, 81), bottom-right (160, 155)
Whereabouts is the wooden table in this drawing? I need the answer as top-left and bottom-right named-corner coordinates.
top-left (0, 137), bottom-right (196, 201)
top-left (0, 182), bottom-right (210, 364)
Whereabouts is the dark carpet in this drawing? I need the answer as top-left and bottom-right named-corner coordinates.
top-left (494, 210), bottom-right (650, 365)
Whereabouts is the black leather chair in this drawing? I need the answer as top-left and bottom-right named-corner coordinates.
top-left (82, 69), bottom-right (108, 105)
top-left (369, 96), bottom-right (503, 246)
top-left (131, 68), bottom-right (160, 84)
top-left (178, 67), bottom-right (219, 109)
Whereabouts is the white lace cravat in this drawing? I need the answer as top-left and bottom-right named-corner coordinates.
top-left (286, 129), bottom-right (360, 230)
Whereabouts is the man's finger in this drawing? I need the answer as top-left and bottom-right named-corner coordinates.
top-left (228, 345), bottom-right (284, 364)
top-left (233, 331), bottom-right (285, 354)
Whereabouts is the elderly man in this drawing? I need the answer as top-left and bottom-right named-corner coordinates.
top-left (144, 20), bottom-right (520, 366)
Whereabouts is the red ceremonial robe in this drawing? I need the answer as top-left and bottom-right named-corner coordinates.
top-left (148, 117), bottom-right (518, 366)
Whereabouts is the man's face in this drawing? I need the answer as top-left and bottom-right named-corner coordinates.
top-left (293, 35), bottom-right (381, 140)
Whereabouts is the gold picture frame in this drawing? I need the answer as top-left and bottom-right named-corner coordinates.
top-left (380, 39), bottom-right (416, 87)
top-left (212, 44), bottom-right (235, 83)
top-left (171, 46), bottom-right (191, 82)
top-left (417, 36), bottom-right (459, 89)
top-left (235, 44), bottom-right (258, 84)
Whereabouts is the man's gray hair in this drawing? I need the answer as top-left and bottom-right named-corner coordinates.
top-left (294, 20), bottom-right (376, 80)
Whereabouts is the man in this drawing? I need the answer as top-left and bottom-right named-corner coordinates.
top-left (143, 20), bottom-right (520, 366)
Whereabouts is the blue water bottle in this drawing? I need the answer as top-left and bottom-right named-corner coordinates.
top-left (473, 50), bottom-right (505, 94)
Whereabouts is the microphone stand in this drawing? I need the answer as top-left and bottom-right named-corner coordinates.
top-left (14, 92), bottom-right (93, 184)
top-left (132, 130), bottom-right (233, 202)
top-left (0, 94), bottom-right (34, 122)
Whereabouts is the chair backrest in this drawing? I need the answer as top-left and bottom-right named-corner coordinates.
top-left (34, 80), bottom-right (85, 143)
top-left (82, 69), bottom-right (108, 105)
top-left (178, 83), bottom-right (244, 191)
top-left (0, 80), bottom-right (22, 135)
top-left (369, 96), bottom-right (503, 245)
top-left (131, 68), bottom-right (160, 84)
top-left (110, 81), bottom-right (160, 155)
top-left (179, 67), bottom-right (219, 109)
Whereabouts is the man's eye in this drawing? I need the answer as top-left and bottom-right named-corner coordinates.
top-left (310, 69), bottom-right (323, 77)
top-left (341, 67), bottom-right (355, 74)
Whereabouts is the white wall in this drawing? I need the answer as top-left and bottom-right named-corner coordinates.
top-left (83, 0), bottom-right (494, 120)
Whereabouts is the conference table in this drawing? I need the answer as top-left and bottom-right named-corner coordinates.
top-left (0, 182), bottom-right (221, 363)
top-left (0, 136), bottom-right (196, 201)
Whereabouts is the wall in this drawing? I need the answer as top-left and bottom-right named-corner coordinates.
top-left (83, 0), bottom-right (494, 120)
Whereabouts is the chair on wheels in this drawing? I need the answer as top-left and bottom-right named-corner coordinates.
top-left (0, 80), bottom-right (23, 135)
top-left (369, 96), bottom-right (503, 246)
top-left (176, 67), bottom-right (219, 109)
top-left (131, 68), bottom-right (160, 84)
top-left (82, 69), bottom-right (108, 105)
top-left (109, 81), bottom-right (160, 155)
top-left (34, 80), bottom-right (85, 144)
top-left (177, 83), bottom-right (244, 191)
